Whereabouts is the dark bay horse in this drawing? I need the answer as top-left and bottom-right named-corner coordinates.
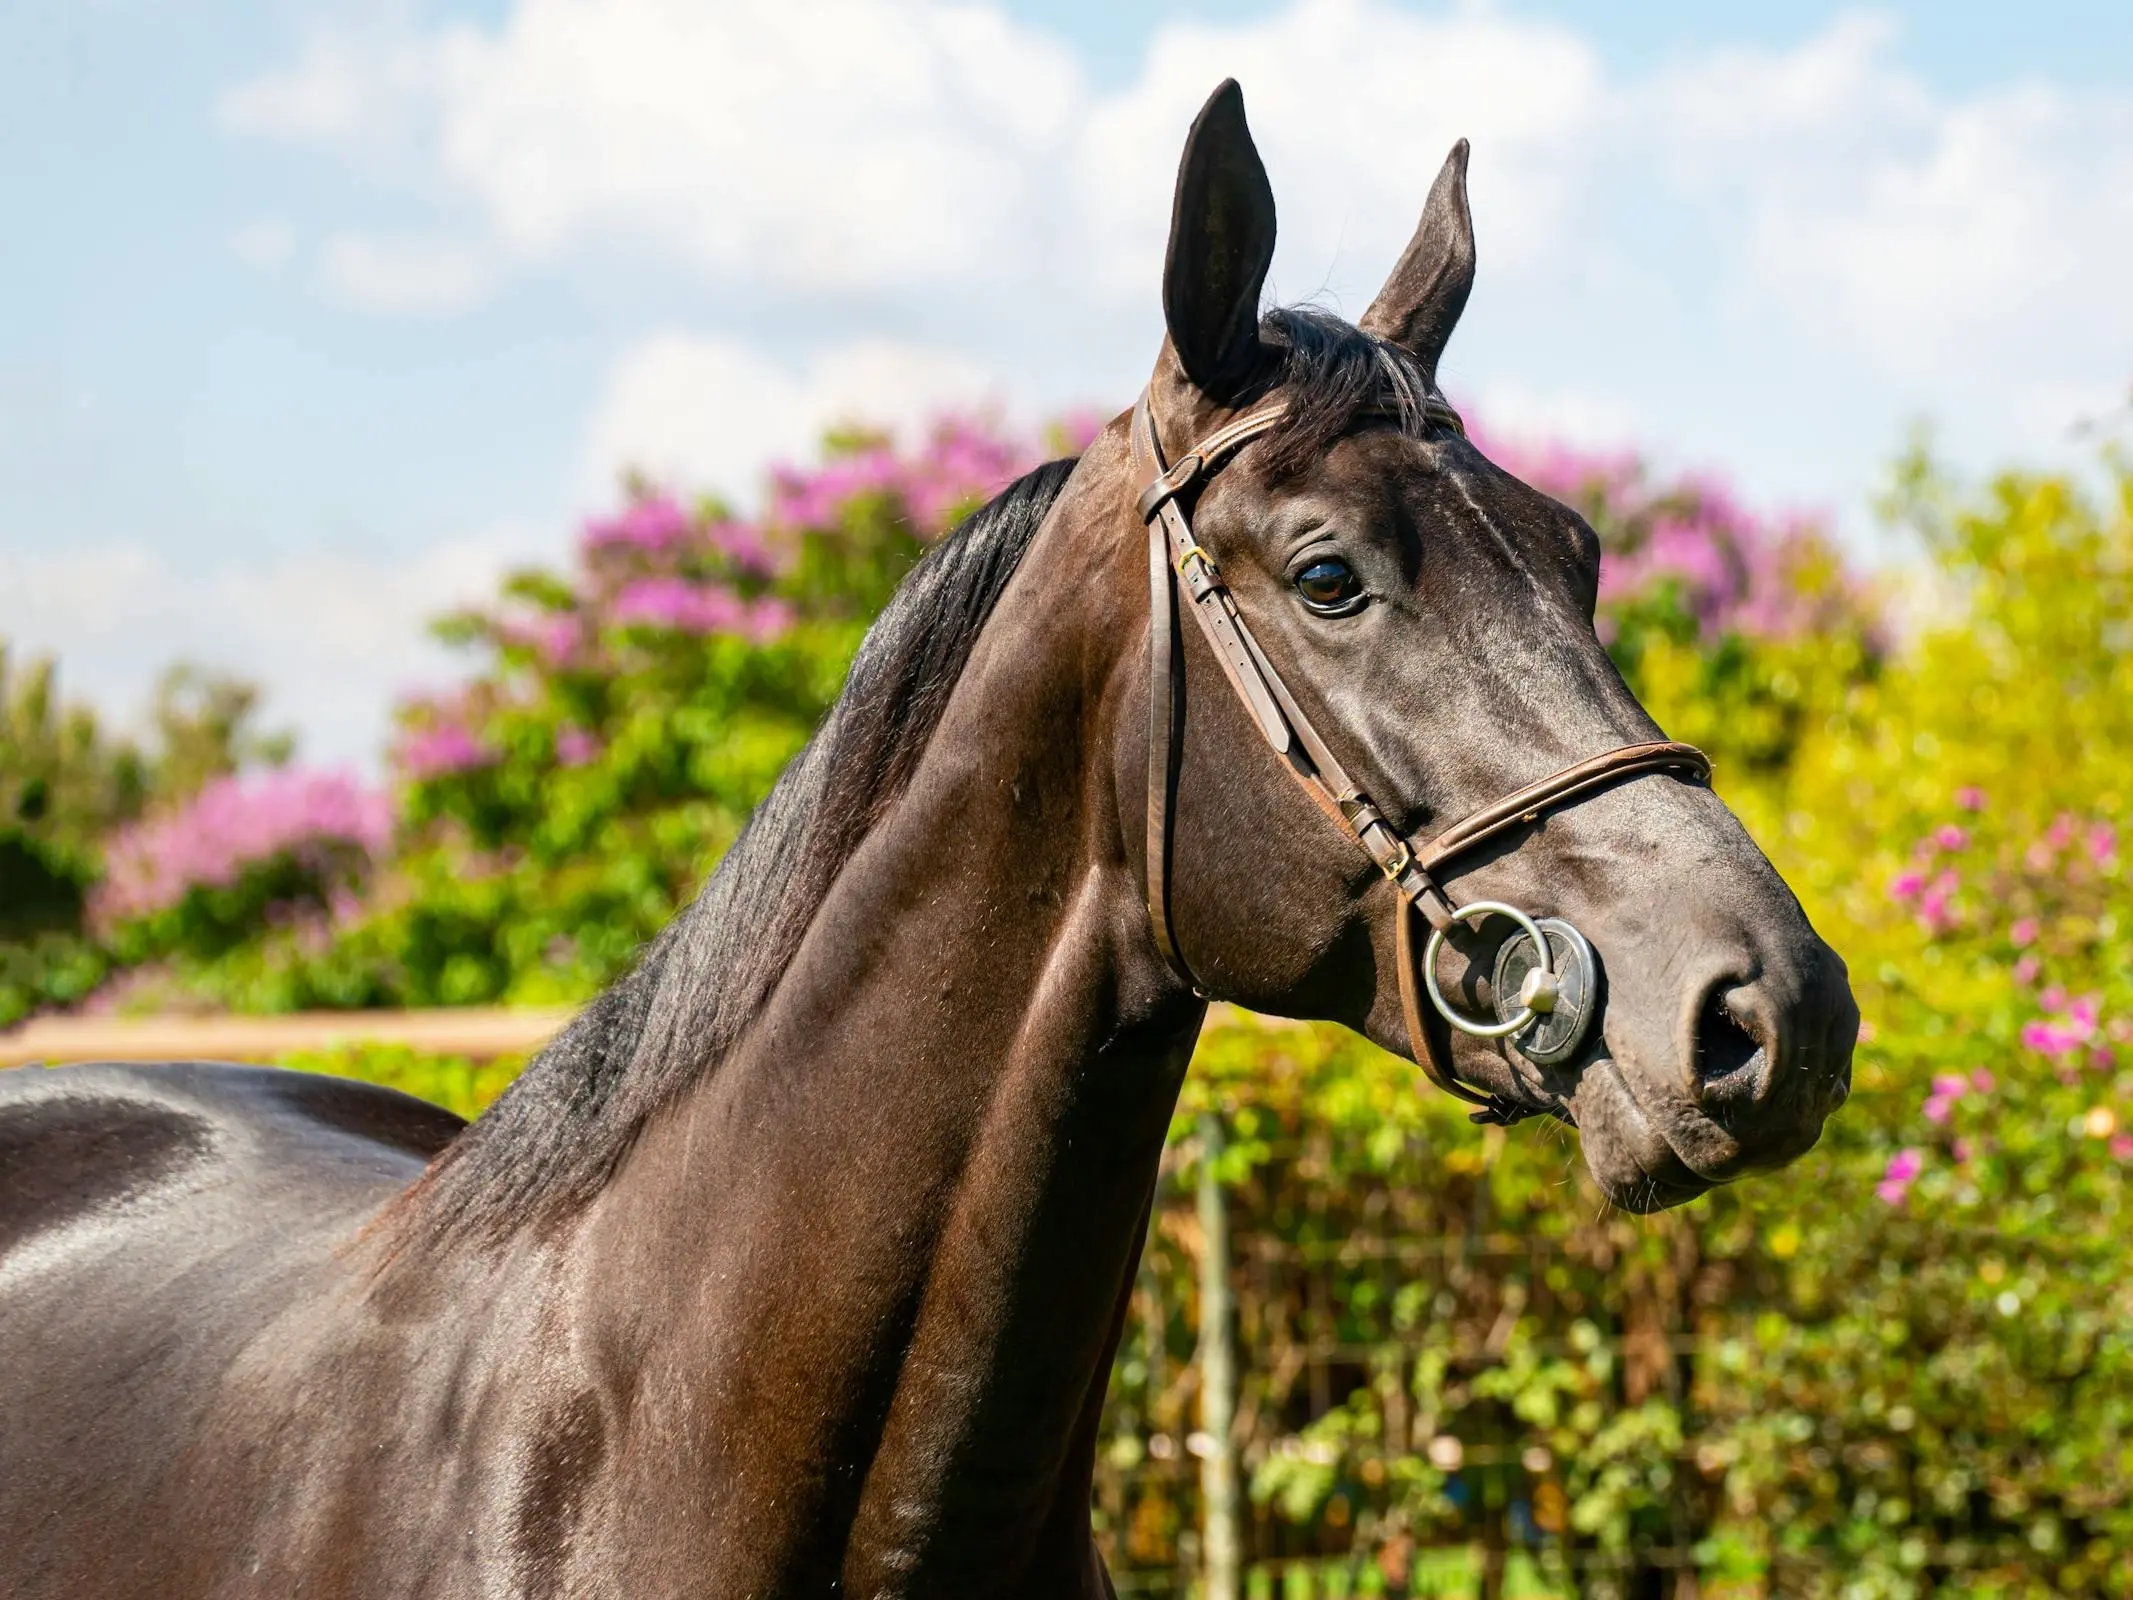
top-left (0, 84), bottom-right (1854, 1598)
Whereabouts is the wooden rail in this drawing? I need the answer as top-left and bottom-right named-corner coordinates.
top-left (0, 1008), bottom-right (574, 1070)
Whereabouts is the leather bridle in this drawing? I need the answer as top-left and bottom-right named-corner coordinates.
top-left (1130, 386), bottom-right (1712, 1124)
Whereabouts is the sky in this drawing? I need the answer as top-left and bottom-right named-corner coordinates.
top-left (4, 0), bottom-right (2132, 766)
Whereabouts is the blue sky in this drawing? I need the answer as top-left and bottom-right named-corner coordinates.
top-left (4, 0), bottom-right (2131, 764)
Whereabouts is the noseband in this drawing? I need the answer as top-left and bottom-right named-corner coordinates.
top-left (1130, 387), bottom-right (1711, 1125)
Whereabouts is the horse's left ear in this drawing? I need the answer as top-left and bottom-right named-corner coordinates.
top-left (1359, 139), bottom-right (1476, 383)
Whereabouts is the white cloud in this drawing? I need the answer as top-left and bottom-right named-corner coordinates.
top-left (1468, 379), bottom-right (1646, 454)
top-left (1646, 16), bottom-right (2133, 393)
top-left (579, 333), bottom-right (1006, 505)
top-left (219, 1), bottom-right (2133, 407)
top-left (317, 232), bottom-right (495, 314)
top-left (0, 526), bottom-right (549, 767)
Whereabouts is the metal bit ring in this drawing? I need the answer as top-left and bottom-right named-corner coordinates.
top-left (1422, 901), bottom-right (1554, 1039)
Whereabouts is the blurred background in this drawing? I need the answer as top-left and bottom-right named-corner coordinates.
top-left (6, 2), bottom-right (2133, 1595)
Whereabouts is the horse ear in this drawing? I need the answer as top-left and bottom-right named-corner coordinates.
top-left (1359, 139), bottom-right (1475, 382)
top-left (1163, 80), bottom-right (1277, 398)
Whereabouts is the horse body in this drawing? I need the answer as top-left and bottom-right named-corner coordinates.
top-left (1, 456), bottom-right (1186, 1596)
top-left (0, 82), bottom-right (1856, 1597)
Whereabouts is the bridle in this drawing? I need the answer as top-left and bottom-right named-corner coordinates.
top-left (1130, 385), bottom-right (1712, 1125)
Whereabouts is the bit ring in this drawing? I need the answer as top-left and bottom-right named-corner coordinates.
top-left (1422, 900), bottom-right (1553, 1039)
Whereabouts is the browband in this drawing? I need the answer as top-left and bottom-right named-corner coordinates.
top-left (1130, 386), bottom-right (1711, 1119)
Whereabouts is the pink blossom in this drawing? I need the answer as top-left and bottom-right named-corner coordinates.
top-left (2022, 994), bottom-right (2102, 1057)
top-left (2046, 814), bottom-right (2077, 851)
top-left (705, 518), bottom-right (777, 576)
top-left (1877, 1148), bottom-right (1924, 1206)
top-left (555, 726), bottom-right (602, 768)
top-left (1932, 825), bottom-right (1970, 853)
top-left (2010, 917), bottom-right (2039, 947)
top-left (1953, 1137), bottom-right (1975, 1164)
top-left (1971, 1069), bottom-right (1996, 1094)
top-left (611, 579), bottom-right (793, 642)
top-left (92, 768), bottom-right (391, 927)
top-left (2013, 955), bottom-right (2042, 985)
top-left (2089, 822), bottom-right (2119, 865)
top-left (501, 613), bottom-right (582, 666)
top-left (1955, 786), bottom-right (1987, 811)
top-left (2113, 1135), bottom-right (2133, 1162)
top-left (765, 415), bottom-right (1042, 541)
top-left (396, 722), bottom-right (492, 780)
top-left (1889, 869), bottom-right (1926, 901)
top-left (581, 494), bottom-right (691, 555)
top-left (1923, 1073), bottom-right (1968, 1124)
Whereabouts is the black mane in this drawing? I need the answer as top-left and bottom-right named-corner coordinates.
top-left (400, 457), bottom-right (1079, 1246)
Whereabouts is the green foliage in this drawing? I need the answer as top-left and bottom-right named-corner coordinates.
top-left (0, 646), bottom-right (143, 1022)
top-left (146, 662), bottom-right (296, 802)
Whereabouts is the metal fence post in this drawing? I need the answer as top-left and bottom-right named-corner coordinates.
top-left (1196, 1111), bottom-right (1240, 1600)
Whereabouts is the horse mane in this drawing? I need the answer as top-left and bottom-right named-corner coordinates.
top-left (396, 456), bottom-right (1080, 1247)
top-left (392, 307), bottom-right (1424, 1250)
top-left (1253, 306), bottom-right (1446, 479)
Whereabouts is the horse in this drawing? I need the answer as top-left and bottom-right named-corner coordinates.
top-left (0, 82), bottom-right (1854, 1598)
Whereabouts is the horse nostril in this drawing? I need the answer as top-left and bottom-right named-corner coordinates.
top-left (1693, 988), bottom-right (1767, 1098)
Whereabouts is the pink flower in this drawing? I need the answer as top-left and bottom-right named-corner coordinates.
top-left (92, 768), bottom-right (391, 927)
top-left (1923, 1073), bottom-right (1968, 1124)
top-left (2013, 955), bottom-right (2042, 985)
top-left (395, 722), bottom-right (492, 780)
top-left (2089, 822), bottom-right (2119, 866)
top-left (555, 726), bottom-right (601, 768)
top-left (501, 613), bottom-right (582, 666)
top-left (1952, 1137), bottom-right (1975, 1164)
top-left (1933, 825), bottom-right (1970, 853)
top-left (1971, 1069), bottom-right (1996, 1094)
top-left (581, 494), bottom-right (691, 555)
top-left (2022, 994), bottom-right (2102, 1057)
top-left (705, 518), bottom-right (777, 577)
top-left (611, 579), bottom-right (793, 642)
top-left (1877, 1147), bottom-right (1924, 1206)
top-left (2010, 917), bottom-right (2039, 947)
top-left (765, 415), bottom-right (1043, 541)
top-left (1955, 786), bottom-right (1987, 811)
top-left (2113, 1134), bottom-right (2133, 1162)
top-left (1889, 869), bottom-right (1926, 901)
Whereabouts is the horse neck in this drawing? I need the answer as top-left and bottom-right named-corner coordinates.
top-left (572, 465), bottom-right (1204, 1587)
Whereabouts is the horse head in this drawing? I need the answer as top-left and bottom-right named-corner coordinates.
top-left (1119, 82), bottom-right (1855, 1211)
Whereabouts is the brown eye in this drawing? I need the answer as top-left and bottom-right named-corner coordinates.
top-left (1294, 557), bottom-right (1363, 613)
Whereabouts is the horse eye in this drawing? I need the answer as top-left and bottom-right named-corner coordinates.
top-left (1294, 557), bottom-right (1363, 613)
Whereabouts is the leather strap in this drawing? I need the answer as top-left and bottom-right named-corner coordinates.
top-left (1129, 386), bottom-right (1712, 1116)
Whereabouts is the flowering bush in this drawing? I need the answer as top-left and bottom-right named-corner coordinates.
top-left (196, 414), bottom-right (1072, 1011)
top-left (92, 768), bottom-right (390, 965)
